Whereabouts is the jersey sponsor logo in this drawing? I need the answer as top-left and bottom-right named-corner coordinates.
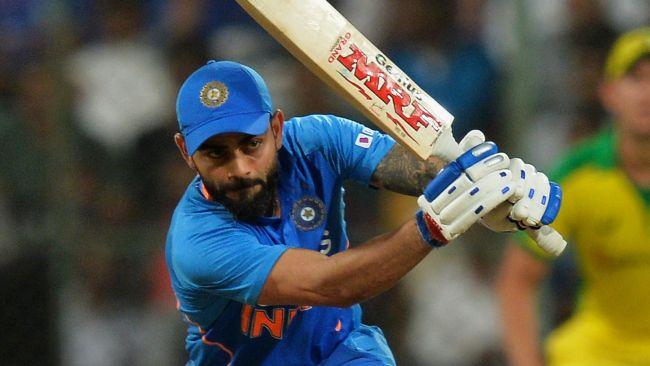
top-left (240, 304), bottom-right (312, 339)
top-left (355, 132), bottom-right (373, 148)
top-left (292, 196), bottom-right (325, 231)
top-left (200, 81), bottom-right (228, 108)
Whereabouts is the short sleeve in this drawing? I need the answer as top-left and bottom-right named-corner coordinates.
top-left (285, 115), bottom-right (396, 184)
top-left (173, 223), bottom-right (288, 305)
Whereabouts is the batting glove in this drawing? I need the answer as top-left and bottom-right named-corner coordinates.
top-left (457, 130), bottom-right (563, 232)
top-left (416, 140), bottom-right (516, 247)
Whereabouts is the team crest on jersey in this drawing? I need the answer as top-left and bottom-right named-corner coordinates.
top-left (200, 81), bottom-right (228, 108)
top-left (292, 196), bottom-right (325, 231)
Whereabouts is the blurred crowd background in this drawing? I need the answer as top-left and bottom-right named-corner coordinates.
top-left (0, 0), bottom-right (647, 365)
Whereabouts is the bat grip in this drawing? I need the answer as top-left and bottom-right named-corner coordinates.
top-left (433, 127), bottom-right (566, 256)
top-left (524, 226), bottom-right (567, 256)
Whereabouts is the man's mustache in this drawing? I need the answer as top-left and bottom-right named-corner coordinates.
top-left (222, 178), bottom-right (265, 192)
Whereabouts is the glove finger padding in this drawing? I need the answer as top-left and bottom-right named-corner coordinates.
top-left (444, 171), bottom-right (516, 236)
top-left (487, 156), bottom-right (563, 231)
top-left (426, 173), bottom-right (475, 215)
top-left (510, 169), bottom-right (550, 228)
top-left (439, 169), bottom-right (513, 225)
top-left (507, 158), bottom-right (527, 202)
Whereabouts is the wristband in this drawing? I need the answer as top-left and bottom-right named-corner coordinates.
top-left (415, 210), bottom-right (447, 248)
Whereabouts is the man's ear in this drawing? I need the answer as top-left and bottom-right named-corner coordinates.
top-left (598, 80), bottom-right (620, 115)
top-left (270, 109), bottom-right (285, 151)
top-left (174, 133), bottom-right (197, 171)
top-left (598, 82), bottom-right (613, 111)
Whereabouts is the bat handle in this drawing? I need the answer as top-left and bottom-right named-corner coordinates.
top-left (431, 127), bottom-right (464, 163)
top-left (524, 226), bottom-right (567, 256)
top-left (433, 127), bottom-right (566, 256)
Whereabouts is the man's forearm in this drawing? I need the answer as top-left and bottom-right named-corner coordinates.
top-left (496, 245), bottom-right (549, 366)
top-left (498, 282), bottom-right (545, 366)
top-left (258, 219), bottom-right (432, 307)
top-left (319, 219), bottom-right (431, 305)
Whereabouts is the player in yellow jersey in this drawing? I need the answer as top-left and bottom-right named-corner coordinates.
top-left (496, 27), bottom-right (650, 366)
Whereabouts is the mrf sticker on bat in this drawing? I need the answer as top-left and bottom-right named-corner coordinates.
top-left (329, 36), bottom-right (444, 140)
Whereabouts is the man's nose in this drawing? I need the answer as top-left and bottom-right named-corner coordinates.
top-left (226, 150), bottom-right (253, 179)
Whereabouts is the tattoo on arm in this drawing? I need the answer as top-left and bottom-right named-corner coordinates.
top-left (370, 144), bottom-right (446, 196)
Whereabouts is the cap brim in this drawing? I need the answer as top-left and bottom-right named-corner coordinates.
top-left (185, 112), bottom-right (271, 156)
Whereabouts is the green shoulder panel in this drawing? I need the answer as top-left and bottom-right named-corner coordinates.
top-left (549, 127), bottom-right (616, 184)
top-left (640, 188), bottom-right (650, 207)
top-left (547, 127), bottom-right (650, 206)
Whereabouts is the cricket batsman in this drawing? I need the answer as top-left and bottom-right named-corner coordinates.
top-left (166, 60), bottom-right (562, 365)
top-left (497, 27), bottom-right (650, 366)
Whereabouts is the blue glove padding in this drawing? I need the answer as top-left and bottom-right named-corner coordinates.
top-left (541, 182), bottom-right (562, 225)
top-left (416, 141), bottom-right (515, 247)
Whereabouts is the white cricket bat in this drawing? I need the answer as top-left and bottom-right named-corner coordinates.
top-left (235, 0), bottom-right (566, 256)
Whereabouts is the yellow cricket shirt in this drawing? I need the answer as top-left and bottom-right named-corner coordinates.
top-left (518, 128), bottom-right (650, 365)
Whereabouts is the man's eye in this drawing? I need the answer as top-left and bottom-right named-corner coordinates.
top-left (248, 140), bottom-right (262, 148)
top-left (207, 150), bottom-right (224, 158)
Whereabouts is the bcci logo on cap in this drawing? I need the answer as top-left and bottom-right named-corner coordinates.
top-left (200, 81), bottom-right (228, 108)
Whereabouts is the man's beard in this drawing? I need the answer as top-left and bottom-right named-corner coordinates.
top-left (201, 160), bottom-right (279, 222)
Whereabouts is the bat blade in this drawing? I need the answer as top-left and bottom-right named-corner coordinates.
top-left (235, 0), bottom-right (454, 160)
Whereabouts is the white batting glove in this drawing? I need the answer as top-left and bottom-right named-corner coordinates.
top-left (457, 131), bottom-right (562, 233)
top-left (415, 140), bottom-right (516, 246)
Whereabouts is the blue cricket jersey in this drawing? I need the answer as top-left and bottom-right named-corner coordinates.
top-left (166, 114), bottom-right (396, 365)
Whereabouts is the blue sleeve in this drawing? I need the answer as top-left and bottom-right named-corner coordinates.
top-left (286, 115), bottom-right (396, 184)
top-left (173, 222), bottom-right (288, 305)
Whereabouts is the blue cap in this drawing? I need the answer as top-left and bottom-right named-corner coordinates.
top-left (176, 60), bottom-right (273, 155)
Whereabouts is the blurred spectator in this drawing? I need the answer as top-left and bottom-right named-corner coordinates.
top-left (58, 2), bottom-right (185, 365)
top-left (0, 191), bottom-right (16, 266)
top-left (566, 0), bottom-right (617, 141)
top-left (131, 35), bottom-right (209, 221)
top-left (0, 63), bottom-right (65, 244)
top-left (129, 35), bottom-right (207, 317)
top-left (0, 60), bottom-right (76, 365)
top-left (66, 0), bottom-right (175, 154)
top-left (159, 0), bottom-right (210, 43)
top-left (497, 28), bottom-right (650, 366)
top-left (0, 1), bottom-right (70, 91)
